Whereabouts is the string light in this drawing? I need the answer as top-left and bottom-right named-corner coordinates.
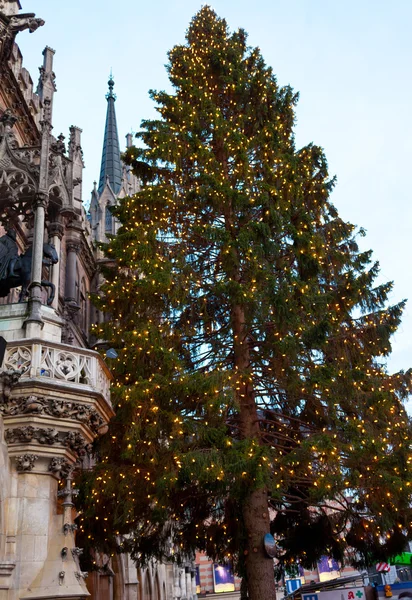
top-left (76, 5), bottom-right (412, 590)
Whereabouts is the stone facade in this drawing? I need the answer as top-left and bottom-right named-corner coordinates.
top-left (0, 2), bottom-right (196, 599)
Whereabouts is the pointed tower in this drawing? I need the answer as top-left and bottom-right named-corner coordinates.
top-left (90, 79), bottom-right (139, 243)
top-left (98, 76), bottom-right (122, 195)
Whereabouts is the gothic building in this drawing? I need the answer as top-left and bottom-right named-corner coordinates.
top-left (0, 2), bottom-right (196, 599)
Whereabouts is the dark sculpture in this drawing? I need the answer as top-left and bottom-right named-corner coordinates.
top-left (0, 231), bottom-right (58, 305)
top-left (0, 230), bottom-right (18, 280)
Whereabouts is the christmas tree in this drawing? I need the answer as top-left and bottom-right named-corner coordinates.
top-left (77, 8), bottom-right (412, 600)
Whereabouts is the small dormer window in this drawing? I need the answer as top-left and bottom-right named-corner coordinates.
top-left (105, 205), bottom-right (112, 233)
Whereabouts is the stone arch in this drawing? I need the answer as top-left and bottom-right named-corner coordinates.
top-left (48, 184), bottom-right (67, 208)
top-left (0, 168), bottom-right (36, 224)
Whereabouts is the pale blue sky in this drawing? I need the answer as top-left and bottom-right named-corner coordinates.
top-left (19, 1), bottom-right (412, 375)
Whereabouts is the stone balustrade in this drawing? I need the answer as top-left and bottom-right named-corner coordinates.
top-left (3, 338), bottom-right (112, 405)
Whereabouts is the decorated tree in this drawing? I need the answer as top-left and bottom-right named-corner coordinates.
top-left (77, 7), bottom-right (412, 600)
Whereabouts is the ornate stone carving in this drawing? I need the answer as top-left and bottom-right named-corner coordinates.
top-left (48, 221), bottom-right (64, 240)
top-left (0, 395), bottom-right (104, 432)
top-left (37, 428), bottom-right (60, 445)
top-left (57, 487), bottom-right (79, 499)
top-left (3, 341), bottom-right (111, 404)
top-left (0, 109), bottom-right (18, 133)
top-left (63, 522), bottom-right (77, 535)
top-left (15, 453), bottom-right (38, 472)
top-left (3, 346), bottom-right (32, 372)
top-left (38, 66), bottom-right (57, 95)
top-left (49, 456), bottom-right (71, 477)
top-left (7, 426), bottom-right (35, 443)
top-left (13, 147), bottom-right (41, 167)
top-left (9, 15), bottom-right (45, 35)
top-left (40, 346), bottom-right (92, 383)
top-left (64, 431), bottom-right (86, 453)
top-left (71, 547), bottom-right (83, 558)
top-left (0, 368), bottom-right (24, 401)
top-left (75, 571), bottom-right (88, 581)
top-left (33, 191), bottom-right (49, 210)
top-left (5, 427), bottom-right (88, 456)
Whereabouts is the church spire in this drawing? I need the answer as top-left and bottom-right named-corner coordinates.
top-left (98, 74), bottom-right (122, 195)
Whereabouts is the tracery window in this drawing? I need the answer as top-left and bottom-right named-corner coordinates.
top-left (105, 204), bottom-right (112, 233)
top-left (80, 278), bottom-right (88, 335)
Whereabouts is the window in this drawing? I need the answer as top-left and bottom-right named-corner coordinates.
top-left (80, 278), bottom-right (88, 335)
top-left (105, 204), bottom-right (112, 233)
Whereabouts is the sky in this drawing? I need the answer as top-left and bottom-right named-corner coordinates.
top-left (17, 1), bottom-right (412, 376)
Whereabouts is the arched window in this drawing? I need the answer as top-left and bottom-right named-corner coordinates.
top-left (80, 278), bottom-right (88, 335)
top-left (75, 265), bottom-right (80, 304)
top-left (105, 204), bottom-right (112, 233)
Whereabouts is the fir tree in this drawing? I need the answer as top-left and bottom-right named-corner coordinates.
top-left (77, 8), bottom-right (412, 600)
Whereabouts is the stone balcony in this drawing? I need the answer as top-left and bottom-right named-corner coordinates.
top-left (1, 338), bottom-right (113, 474)
top-left (3, 338), bottom-right (112, 406)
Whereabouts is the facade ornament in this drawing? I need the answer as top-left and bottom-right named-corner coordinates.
top-left (0, 229), bottom-right (18, 283)
top-left (64, 430), bottom-right (86, 454)
top-left (66, 241), bottom-right (81, 255)
top-left (71, 547), bottom-right (83, 558)
top-left (57, 479), bottom-right (79, 502)
top-left (22, 395), bottom-right (45, 413)
top-left (75, 571), bottom-right (88, 581)
top-left (37, 65), bottom-right (57, 95)
top-left (49, 456), bottom-right (71, 477)
top-left (61, 302), bottom-right (80, 344)
top-left (40, 97), bottom-right (52, 132)
top-left (6, 426), bottom-right (35, 443)
top-left (68, 126), bottom-right (84, 161)
top-left (9, 14), bottom-right (45, 35)
top-left (15, 453), bottom-right (38, 472)
top-left (37, 427), bottom-right (59, 445)
top-left (63, 522), bottom-right (77, 535)
top-left (0, 108), bottom-right (18, 134)
top-left (48, 221), bottom-right (64, 240)
top-left (0, 396), bottom-right (105, 433)
top-left (33, 191), bottom-right (49, 210)
top-left (0, 240), bottom-right (58, 305)
top-left (6, 427), bottom-right (88, 457)
top-left (0, 367), bottom-right (24, 401)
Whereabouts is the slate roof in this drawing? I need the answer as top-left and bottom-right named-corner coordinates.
top-left (98, 77), bottom-right (122, 195)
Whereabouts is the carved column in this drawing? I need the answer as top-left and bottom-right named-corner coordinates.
top-left (26, 93), bottom-right (53, 335)
top-left (25, 193), bottom-right (48, 336)
top-left (48, 221), bottom-right (64, 310)
top-left (65, 242), bottom-right (80, 304)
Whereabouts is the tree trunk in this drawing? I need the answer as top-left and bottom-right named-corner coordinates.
top-left (223, 155), bottom-right (276, 600)
top-left (242, 487), bottom-right (276, 600)
top-left (232, 304), bottom-right (276, 600)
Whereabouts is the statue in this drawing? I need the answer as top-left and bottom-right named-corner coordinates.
top-left (0, 230), bottom-right (18, 281)
top-left (0, 233), bottom-right (58, 305)
top-left (9, 14), bottom-right (45, 35)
